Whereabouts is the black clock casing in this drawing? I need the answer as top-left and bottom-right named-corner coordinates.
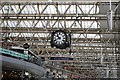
top-left (50, 30), bottom-right (70, 49)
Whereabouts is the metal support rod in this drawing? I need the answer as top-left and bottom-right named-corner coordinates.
top-left (110, 10), bottom-right (113, 31)
top-left (106, 65), bottom-right (109, 78)
top-left (109, 0), bottom-right (113, 31)
top-left (110, 0), bottom-right (112, 10)
top-left (101, 43), bottom-right (103, 65)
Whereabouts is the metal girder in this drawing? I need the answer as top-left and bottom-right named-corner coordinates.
top-left (0, 2), bottom-right (119, 5)
top-left (1, 15), bottom-right (120, 21)
top-left (30, 47), bottom-right (117, 53)
top-left (48, 60), bottom-right (117, 64)
top-left (3, 37), bottom-right (119, 41)
top-left (1, 29), bottom-right (120, 34)
top-left (1, 14), bottom-right (120, 20)
top-left (2, 18), bottom-right (120, 21)
top-left (1, 0), bottom-right (119, 2)
top-left (1, 14), bottom-right (120, 17)
top-left (38, 54), bottom-right (118, 58)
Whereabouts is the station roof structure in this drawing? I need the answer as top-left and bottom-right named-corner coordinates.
top-left (1, 0), bottom-right (120, 78)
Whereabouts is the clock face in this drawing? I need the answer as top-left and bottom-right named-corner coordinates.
top-left (53, 31), bottom-right (67, 45)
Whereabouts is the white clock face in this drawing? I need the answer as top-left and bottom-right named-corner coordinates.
top-left (53, 32), bottom-right (66, 45)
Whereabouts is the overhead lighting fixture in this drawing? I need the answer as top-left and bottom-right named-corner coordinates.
top-left (25, 72), bottom-right (29, 76)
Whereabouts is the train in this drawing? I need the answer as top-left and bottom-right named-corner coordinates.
top-left (0, 46), bottom-right (41, 66)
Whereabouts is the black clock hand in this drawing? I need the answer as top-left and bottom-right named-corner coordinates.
top-left (57, 34), bottom-right (61, 39)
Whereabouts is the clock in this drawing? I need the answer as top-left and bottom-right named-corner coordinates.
top-left (51, 30), bottom-right (71, 49)
top-left (23, 43), bottom-right (30, 49)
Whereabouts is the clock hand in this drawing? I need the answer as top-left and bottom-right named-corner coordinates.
top-left (57, 34), bottom-right (61, 39)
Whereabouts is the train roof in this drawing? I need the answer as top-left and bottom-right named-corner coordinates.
top-left (10, 46), bottom-right (38, 58)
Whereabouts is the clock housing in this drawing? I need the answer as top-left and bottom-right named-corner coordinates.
top-left (51, 30), bottom-right (71, 49)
